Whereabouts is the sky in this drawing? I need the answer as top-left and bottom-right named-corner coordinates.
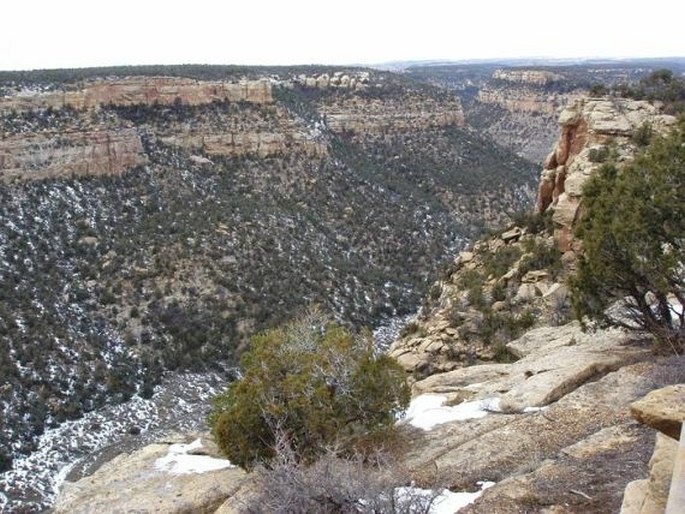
top-left (1, 0), bottom-right (683, 71)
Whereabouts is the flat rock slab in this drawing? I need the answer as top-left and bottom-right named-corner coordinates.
top-left (499, 337), bottom-right (646, 412)
top-left (412, 322), bottom-right (648, 413)
top-left (53, 437), bottom-right (246, 514)
top-left (412, 364), bottom-right (513, 396)
top-left (405, 362), bottom-right (656, 496)
top-left (461, 421), bottom-right (654, 514)
top-left (631, 384), bottom-right (685, 440)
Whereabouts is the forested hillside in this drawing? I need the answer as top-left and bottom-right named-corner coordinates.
top-left (0, 66), bottom-right (536, 468)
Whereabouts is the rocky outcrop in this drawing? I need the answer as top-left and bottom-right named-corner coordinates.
top-left (411, 321), bottom-right (647, 412)
top-left (630, 385), bottom-right (685, 440)
top-left (389, 230), bottom-right (572, 376)
top-left (404, 353), bottom-right (660, 513)
top-left (477, 69), bottom-right (579, 119)
top-left (619, 433), bottom-right (678, 514)
top-left (536, 98), bottom-right (677, 251)
top-left (476, 88), bottom-right (574, 116)
top-left (0, 76), bottom-right (323, 180)
top-left (0, 76), bottom-right (273, 112)
top-left (620, 385), bottom-right (685, 514)
top-left (476, 69), bottom-right (570, 116)
top-left (53, 434), bottom-right (246, 514)
top-left (0, 128), bottom-right (146, 180)
top-left (161, 128), bottom-right (327, 158)
top-left (289, 71), bottom-right (370, 91)
top-left (492, 69), bottom-right (565, 86)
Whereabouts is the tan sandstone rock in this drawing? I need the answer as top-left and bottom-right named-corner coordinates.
top-left (536, 97), bottom-right (677, 252)
top-left (631, 384), bottom-right (685, 440)
top-left (0, 77), bottom-right (273, 113)
top-left (620, 433), bottom-right (678, 514)
top-left (53, 436), bottom-right (246, 514)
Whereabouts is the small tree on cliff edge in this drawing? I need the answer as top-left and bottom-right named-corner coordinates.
top-left (209, 307), bottom-right (410, 470)
top-left (570, 120), bottom-right (685, 352)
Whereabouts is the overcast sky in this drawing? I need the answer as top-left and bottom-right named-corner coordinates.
top-left (1, 0), bottom-right (683, 71)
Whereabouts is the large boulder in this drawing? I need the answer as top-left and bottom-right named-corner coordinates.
top-left (630, 384), bottom-right (685, 440)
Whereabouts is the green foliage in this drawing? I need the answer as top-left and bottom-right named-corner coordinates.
top-left (509, 210), bottom-right (554, 235)
top-left (631, 122), bottom-right (654, 147)
top-left (519, 239), bottom-right (562, 278)
top-left (617, 69), bottom-right (685, 115)
top-left (482, 245), bottom-right (522, 279)
top-left (589, 84), bottom-right (608, 97)
top-left (478, 309), bottom-right (537, 347)
top-left (588, 145), bottom-right (611, 163)
top-left (459, 270), bottom-right (487, 309)
top-left (399, 320), bottom-right (426, 338)
top-left (570, 122), bottom-right (685, 351)
top-left (209, 309), bottom-right (410, 470)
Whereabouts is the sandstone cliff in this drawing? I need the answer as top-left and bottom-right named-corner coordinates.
top-left (406, 64), bottom-right (670, 163)
top-left (0, 76), bottom-right (323, 180)
top-left (0, 76), bottom-right (273, 112)
top-left (0, 72), bottom-right (466, 180)
top-left (320, 95), bottom-right (464, 134)
top-left (0, 128), bottom-right (147, 181)
top-left (537, 97), bottom-right (676, 251)
top-left (477, 67), bottom-right (574, 116)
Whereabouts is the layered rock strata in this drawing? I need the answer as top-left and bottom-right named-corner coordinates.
top-left (321, 96), bottom-right (464, 134)
top-left (0, 76), bottom-right (273, 112)
top-left (0, 128), bottom-right (146, 180)
top-left (536, 98), bottom-right (676, 251)
top-left (477, 69), bottom-right (579, 116)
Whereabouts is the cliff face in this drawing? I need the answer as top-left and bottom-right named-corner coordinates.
top-left (477, 69), bottom-right (576, 116)
top-left (537, 98), bottom-right (676, 251)
top-left (0, 128), bottom-right (146, 181)
top-left (0, 73), bottom-right (465, 180)
top-left (0, 76), bottom-right (273, 111)
top-left (320, 95), bottom-right (464, 134)
top-left (0, 77), bottom-right (320, 179)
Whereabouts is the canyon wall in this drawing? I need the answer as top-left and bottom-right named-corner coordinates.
top-left (0, 73), bottom-right (466, 180)
top-left (0, 129), bottom-right (147, 181)
top-left (0, 77), bottom-right (273, 112)
top-left (537, 97), bottom-right (676, 251)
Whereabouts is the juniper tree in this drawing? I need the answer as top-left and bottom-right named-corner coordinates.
top-left (570, 120), bottom-right (685, 352)
top-left (209, 307), bottom-right (410, 470)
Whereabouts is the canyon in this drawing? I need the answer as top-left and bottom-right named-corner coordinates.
top-left (0, 65), bottom-right (534, 511)
top-left (1, 61), bottom-right (683, 512)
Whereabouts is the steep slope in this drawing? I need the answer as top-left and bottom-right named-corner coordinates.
top-left (390, 95), bottom-right (677, 376)
top-left (0, 65), bottom-right (536, 496)
top-left (385, 95), bottom-right (681, 513)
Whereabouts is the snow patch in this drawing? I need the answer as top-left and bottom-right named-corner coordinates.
top-left (402, 394), bottom-right (500, 430)
top-left (154, 438), bottom-right (234, 475)
top-left (523, 405), bottom-right (548, 413)
top-left (396, 481), bottom-right (496, 513)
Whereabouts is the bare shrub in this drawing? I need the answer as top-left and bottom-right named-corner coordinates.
top-left (239, 434), bottom-right (441, 514)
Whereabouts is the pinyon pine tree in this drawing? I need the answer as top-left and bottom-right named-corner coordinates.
top-left (570, 119), bottom-right (685, 352)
